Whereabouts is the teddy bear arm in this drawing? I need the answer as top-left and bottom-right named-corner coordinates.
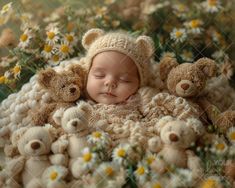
top-left (51, 137), bottom-right (69, 154)
top-left (148, 136), bottom-right (162, 153)
top-left (6, 156), bottom-right (25, 176)
top-left (31, 103), bottom-right (57, 126)
top-left (187, 151), bottom-right (204, 178)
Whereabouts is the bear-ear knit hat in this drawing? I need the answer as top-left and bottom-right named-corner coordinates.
top-left (81, 28), bottom-right (155, 86)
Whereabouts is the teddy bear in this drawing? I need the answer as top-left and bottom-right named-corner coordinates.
top-left (0, 125), bottom-right (67, 188)
top-left (31, 63), bottom-right (86, 127)
top-left (159, 56), bottom-right (235, 133)
top-left (51, 101), bottom-right (92, 176)
top-left (149, 116), bottom-right (205, 181)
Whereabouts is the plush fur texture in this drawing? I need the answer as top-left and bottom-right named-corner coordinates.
top-left (160, 56), bottom-right (235, 133)
top-left (31, 64), bottom-right (86, 127)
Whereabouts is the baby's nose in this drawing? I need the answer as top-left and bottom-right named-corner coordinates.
top-left (105, 79), bottom-right (117, 88)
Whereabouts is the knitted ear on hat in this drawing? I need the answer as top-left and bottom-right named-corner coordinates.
top-left (195, 58), bottom-right (217, 78)
top-left (82, 28), bottom-right (105, 50)
top-left (136, 36), bottom-right (155, 60)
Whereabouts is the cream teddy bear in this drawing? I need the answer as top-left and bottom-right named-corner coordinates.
top-left (149, 116), bottom-right (205, 181)
top-left (1, 125), bottom-right (66, 188)
top-left (51, 101), bottom-right (92, 172)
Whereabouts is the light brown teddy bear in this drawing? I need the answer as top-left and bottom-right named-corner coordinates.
top-left (0, 125), bottom-right (66, 188)
top-left (51, 101), bottom-right (92, 174)
top-left (159, 56), bottom-right (235, 133)
top-left (31, 64), bottom-right (86, 127)
top-left (150, 116), bottom-right (205, 182)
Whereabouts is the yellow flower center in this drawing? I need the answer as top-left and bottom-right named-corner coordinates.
top-left (92, 131), bottom-right (101, 138)
top-left (66, 35), bottom-right (74, 42)
top-left (52, 55), bottom-right (59, 62)
top-left (117, 149), bottom-right (126, 158)
top-left (44, 44), bottom-right (53, 53)
top-left (190, 20), bottom-right (200, 28)
top-left (105, 167), bottom-right (114, 176)
top-left (0, 76), bottom-right (6, 84)
top-left (2, 4), bottom-right (10, 12)
top-left (13, 66), bottom-right (21, 74)
top-left (146, 156), bottom-right (155, 165)
top-left (60, 44), bottom-right (69, 53)
top-left (50, 171), bottom-right (58, 181)
top-left (47, 32), bottom-right (55, 40)
top-left (20, 34), bottom-right (28, 42)
top-left (136, 166), bottom-right (145, 175)
top-left (216, 143), bottom-right (225, 150)
top-left (201, 179), bottom-right (217, 188)
top-left (208, 0), bottom-right (217, 6)
top-left (175, 31), bottom-right (183, 38)
top-left (229, 132), bottom-right (235, 140)
top-left (83, 153), bottom-right (92, 162)
top-left (152, 182), bottom-right (162, 188)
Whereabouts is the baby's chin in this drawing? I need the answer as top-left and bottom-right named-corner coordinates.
top-left (95, 96), bottom-right (125, 105)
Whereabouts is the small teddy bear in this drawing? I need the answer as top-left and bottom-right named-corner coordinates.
top-left (1, 125), bottom-right (66, 188)
top-left (31, 64), bottom-right (86, 127)
top-left (159, 56), bottom-right (235, 133)
top-left (51, 101), bottom-right (92, 173)
top-left (149, 116), bottom-right (205, 181)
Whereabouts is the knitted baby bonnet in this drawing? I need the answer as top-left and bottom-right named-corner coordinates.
top-left (81, 28), bottom-right (155, 86)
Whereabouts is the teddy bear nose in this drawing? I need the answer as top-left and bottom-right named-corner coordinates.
top-left (70, 87), bottom-right (76, 93)
top-left (181, 83), bottom-right (190, 90)
top-left (72, 121), bottom-right (77, 127)
top-left (169, 133), bottom-right (179, 142)
top-left (31, 142), bottom-right (40, 150)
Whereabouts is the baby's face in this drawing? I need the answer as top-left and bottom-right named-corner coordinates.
top-left (86, 51), bottom-right (139, 104)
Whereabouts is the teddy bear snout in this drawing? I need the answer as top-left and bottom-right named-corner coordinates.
top-left (169, 133), bottom-right (179, 142)
top-left (181, 83), bottom-right (190, 90)
top-left (31, 141), bottom-right (41, 150)
top-left (70, 87), bottom-right (77, 93)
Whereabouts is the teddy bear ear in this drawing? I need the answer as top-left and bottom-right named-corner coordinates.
top-left (11, 127), bottom-right (28, 146)
top-left (77, 101), bottom-right (93, 117)
top-left (38, 68), bottom-right (56, 88)
top-left (159, 56), bottom-right (179, 81)
top-left (136, 36), bottom-right (155, 60)
top-left (186, 118), bottom-right (205, 136)
top-left (155, 116), bottom-right (175, 133)
top-left (195, 58), bottom-right (217, 78)
top-left (44, 124), bottom-right (58, 140)
top-left (82, 28), bottom-right (105, 50)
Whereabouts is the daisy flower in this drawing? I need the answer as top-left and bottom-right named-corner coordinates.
top-left (172, 4), bottom-right (189, 18)
top-left (181, 50), bottom-right (194, 62)
top-left (143, 152), bottom-right (157, 166)
top-left (210, 137), bottom-right (228, 155)
top-left (95, 6), bottom-right (107, 18)
top-left (0, 75), bottom-right (6, 84)
top-left (227, 127), bottom-right (235, 144)
top-left (46, 27), bottom-right (60, 45)
top-left (200, 175), bottom-right (222, 188)
top-left (42, 165), bottom-right (68, 185)
top-left (112, 144), bottom-right (130, 166)
top-left (48, 54), bottom-right (61, 66)
top-left (134, 162), bottom-right (149, 185)
top-left (57, 42), bottom-right (74, 59)
top-left (81, 147), bottom-right (98, 169)
top-left (184, 19), bottom-right (203, 34)
top-left (18, 29), bottom-right (34, 49)
top-left (202, 0), bottom-right (222, 13)
top-left (87, 131), bottom-right (111, 149)
top-left (64, 33), bottom-right (78, 46)
top-left (11, 64), bottom-right (21, 79)
top-left (1, 2), bottom-right (13, 15)
top-left (94, 162), bottom-right (118, 180)
top-left (170, 28), bottom-right (187, 43)
top-left (41, 43), bottom-right (55, 59)
top-left (228, 145), bottom-right (235, 157)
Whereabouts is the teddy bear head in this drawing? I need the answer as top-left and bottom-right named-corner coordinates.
top-left (11, 125), bottom-right (57, 156)
top-left (159, 57), bottom-right (217, 97)
top-left (156, 116), bottom-right (205, 149)
top-left (55, 101), bottom-right (92, 134)
top-left (38, 64), bottom-right (86, 102)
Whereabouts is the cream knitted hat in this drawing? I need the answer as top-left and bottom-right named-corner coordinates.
top-left (81, 28), bottom-right (155, 86)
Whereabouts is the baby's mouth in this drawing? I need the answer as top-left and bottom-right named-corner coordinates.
top-left (102, 92), bottom-right (116, 97)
